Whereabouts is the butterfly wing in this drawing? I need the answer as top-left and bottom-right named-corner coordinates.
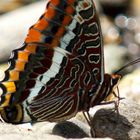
top-left (0, 0), bottom-right (104, 122)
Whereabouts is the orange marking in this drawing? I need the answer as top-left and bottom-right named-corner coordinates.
top-left (51, 39), bottom-right (59, 48)
top-left (9, 70), bottom-right (19, 81)
top-left (44, 6), bottom-right (56, 19)
top-left (18, 51), bottom-right (29, 62)
top-left (55, 27), bottom-right (65, 37)
top-left (1, 94), bottom-right (11, 107)
top-left (15, 61), bottom-right (26, 71)
top-left (24, 45), bottom-right (37, 54)
top-left (51, 27), bottom-right (65, 47)
top-left (9, 71), bottom-right (19, 81)
top-left (67, 0), bottom-right (75, 4)
top-left (51, 0), bottom-right (60, 6)
top-left (34, 18), bottom-right (49, 31)
top-left (62, 15), bottom-right (72, 26)
top-left (25, 28), bottom-right (41, 43)
top-left (65, 6), bottom-right (75, 15)
top-left (3, 82), bottom-right (16, 93)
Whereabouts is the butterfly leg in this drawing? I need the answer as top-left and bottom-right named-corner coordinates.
top-left (99, 99), bottom-right (120, 114)
top-left (82, 111), bottom-right (95, 137)
top-left (101, 88), bottom-right (124, 114)
top-left (113, 86), bottom-right (125, 103)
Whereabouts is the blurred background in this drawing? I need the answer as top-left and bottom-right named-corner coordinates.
top-left (0, 0), bottom-right (140, 103)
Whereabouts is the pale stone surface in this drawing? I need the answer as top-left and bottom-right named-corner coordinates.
top-left (104, 44), bottom-right (128, 73)
top-left (119, 69), bottom-right (140, 104)
top-left (0, 122), bottom-right (112, 140)
top-left (0, 99), bottom-right (139, 140)
top-left (0, 1), bottom-right (46, 62)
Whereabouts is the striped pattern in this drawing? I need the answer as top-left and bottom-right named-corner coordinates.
top-left (0, 0), bottom-right (109, 123)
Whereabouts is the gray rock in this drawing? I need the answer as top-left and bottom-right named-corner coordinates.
top-left (32, 120), bottom-right (90, 138)
top-left (89, 99), bottom-right (140, 140)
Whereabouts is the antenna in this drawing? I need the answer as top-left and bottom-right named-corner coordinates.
top-left (115, 57), bottom-right (140, 74)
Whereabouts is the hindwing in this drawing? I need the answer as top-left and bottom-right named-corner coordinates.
top-left (0, 0), bottom-right (104, 121)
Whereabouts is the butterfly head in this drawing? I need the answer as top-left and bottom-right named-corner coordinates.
top-left (106, 57), bottom-right (140, 100)
top-left (103, 73), bottom-right (121, 101)
top-left (110, 74), bottom-right (121, 90)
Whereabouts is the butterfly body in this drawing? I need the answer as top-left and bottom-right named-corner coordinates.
top-left (0, 0), bottom-right (120, 124)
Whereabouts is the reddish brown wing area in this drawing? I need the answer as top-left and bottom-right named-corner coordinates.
top-left (26, 0), bottom-right (104, 121)
top-left (0, 0), bottom-right (104, 122)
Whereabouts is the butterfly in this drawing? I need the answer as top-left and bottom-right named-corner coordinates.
top-left (1, 0), bottom-right (136, 136)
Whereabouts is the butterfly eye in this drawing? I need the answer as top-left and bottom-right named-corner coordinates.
top-left (112, 75), bottom-right (121, 86)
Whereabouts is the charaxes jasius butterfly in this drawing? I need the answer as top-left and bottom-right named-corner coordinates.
top-left (0, 0), bottom-right (136, 136)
